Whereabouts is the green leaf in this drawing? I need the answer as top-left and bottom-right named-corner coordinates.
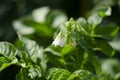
top-left (32, 7), bottom-right (50, 23)
top-left (13, 20), bottom-right (35, 35)
top-left (0, 42), bottom-right (18, 71)
top-left (46, 9), bottom-right (67, 26)
top-left (87, 7), bottom-right (111, 28)
top-left (0, 57), bottom-right (18, 71)
top-left (16, 65), bottom-right (41, 80)
top-left (0, 42), bottom-right (18, 58)
top-left (34, 23), bottom-right (53, 37)
top-left (87, 13), bottom-right (102, 28)
top-left (61, 44), bottom-right (74, 56)
top-left (51, 11), bottom-right (67, 27)
top-left (88, 54), bottom-right (101, 75)
top-left (44, 46), bottom-right (66, 68)
top-left (109, 37), bottom-right (120, 52)
top-left (47, 68), bottom-right (71, 80)
top-left (101, 59), bottom-right (120, 77)
top-left (18, 34), bottom-right (47, 71)
top-left (98, 7), bottom-right (111, 18)
top-left (28, 65), bottom-right (42, 79)
top-left (47, 68), bottom-right (95, 80)
top-left (94, 26), bottom-right (119, 39)
top-left (77, 18), bottom-right (87, 27)
top-left (68, 69), bottom-right (95, 80)
top-left (79, 35), bottom-right (94, 52)
top-left (114, 72), bottom-right (120, 80)
top-left (16, 68), bottom-right (31, 80)
top-left (77, 17), bottom-right (90, 34)
top-left (93, 39), bottom-right (115, 57)
top-left (44, 47), bottom-right (62, 57)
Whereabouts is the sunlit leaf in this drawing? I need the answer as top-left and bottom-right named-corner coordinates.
top-left (68, 69), bottom-right (95, 80)
top-left (98, 7), bottom-right (111, 17)
top-left (101, 59), bottom-right (120, 77)
top-left (0, 42), bottom-right (18, 71)
top-left (32, 6), bottom-right (50, 23)
top-left (13, 20), bottom-right (35, 35)
top-left (18, 34), bottom-right (47, 71)
top-left (87, 13), bottom-right (102, 27)
top-left (0, 42), bottom-right (18, 58)
top-left (16, 65), bottom-right (41, 80)
top-left (47, 68), bottom-right (71, 80)
top-left (109, 38), bottom-right (120, 52)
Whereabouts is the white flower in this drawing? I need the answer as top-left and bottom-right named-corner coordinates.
top-left (52, 32), bottom-right (65, 47)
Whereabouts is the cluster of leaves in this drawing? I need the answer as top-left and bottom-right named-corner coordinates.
top-left (0, 6), bottom-right (120, 80)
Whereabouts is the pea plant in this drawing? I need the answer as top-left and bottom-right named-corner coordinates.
top-left (0, 7), bottom-right (120, 80)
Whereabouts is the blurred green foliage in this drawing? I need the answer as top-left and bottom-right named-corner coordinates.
top-left (0, 0), bottom-right (120, 80)
top-left (0, 0), bottom-right (120, 41)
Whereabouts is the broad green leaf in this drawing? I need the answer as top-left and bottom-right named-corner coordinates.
top-left (32, 7), bottom-right (50, 23)
top-left (61, 44), bottom-right (74, 56)
top-left (47, 68), bottom-right (95, 80)
top-left (101, 59), bottom-right (120, 77)
top-left (44, 46), bottom-right (66, 68)
top-left (114, 72), bottom-right (120, 80)
top-left (87, 7), bottom-right (111, 28)
top-left (77, 17), bottom-right (87, 27)
top-left (46, 9), bottom-right (67, 26)
top-left (63, 48), bottom-right (85, 72)
top-left (68, 69), bottom-right (95, 80)
top-left (98, 7), bottom-right (111, 18)
top-left (45, 49), bottom-right (65, 68)
top-left (28, 65), bottom-right (41, 79)
top-left (18, 35), bottom-right (47, 71)
top-left (16, 68), bottom-right (31, 80)
top-left (77, 17), bottom-right (90, 34)
top-left (94, 26), bottom-right (119, 39)
top-left (52, 13), bottom-right (67, 27)
top-left (93, 39), bottom-right (115, 57)
top-left (13, 20), bottom-right (35, 35)
top-left (47, 68), bottom-right (71, 80)
top-left (87, 13), bottom-right (102, 28)
top-left (33, 23), bottom-right (53, 37)
top-left (0, 42), bottom-right (18, 58)
top-left (109, 37), bottom-right (120, 52)
top-left (88, 54), bottom-right (101, 76)
top-left (16, 65), bottom-right (41, 80)
top-left (44, 47), bottom-right (62, 57)
top-left (32, 6), bottom-right (67, 27)
top-left (78, 35), bottom-right (94, 52)
top-left (0, 42), bottom-right (18, 71)
top-left (0, 57), bottom-right (18, 71)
